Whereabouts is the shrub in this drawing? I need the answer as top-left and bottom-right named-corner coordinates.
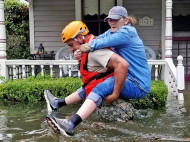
top-left (0, 76), bottom-right (82, 102)
top-left (4, 0), bottom-right (30, 59)
top-left (0, 77), bottom-right (168, 109)
top-left (130, 80), bottom-right (168, 109)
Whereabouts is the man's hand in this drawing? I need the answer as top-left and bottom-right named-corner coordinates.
top-left (74, 49), bottom-right (83, 61)
top-left (104, 93), bottom-right (119, 104)
top-left (80, 43), bottom-right (91, 53)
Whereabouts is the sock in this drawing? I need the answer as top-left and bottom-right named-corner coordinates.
top-left (69, 114), bottom-right (82, 128)
top-left (54, 99), bottom-right (59, 109)
top-left (57, 98), bottom-right (67, 107)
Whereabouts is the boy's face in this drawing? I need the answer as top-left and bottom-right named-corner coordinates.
top-left (108, 17), bottom-right (127, 32)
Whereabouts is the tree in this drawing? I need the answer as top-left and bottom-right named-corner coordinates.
top-left (4, 0), bottom-right (30, 59)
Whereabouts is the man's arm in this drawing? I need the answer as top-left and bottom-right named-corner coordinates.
top-left (105, 53), bottom-right (129, 103)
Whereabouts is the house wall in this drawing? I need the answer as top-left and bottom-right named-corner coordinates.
top-left (32, 0), bottom-right (75, 54)
top-left (123, 0), bottom-right (162, 58)
top-left (31, 0), bottom-right (163, 56)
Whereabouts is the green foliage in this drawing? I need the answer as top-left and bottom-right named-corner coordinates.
top-left (0, 76), bottom-right (82, 102)
top-left (4, 0), bottom-right (30, 59)
top-left (0, 77), bottom-right (167, 109)
top-left (0, 76), bottom-right (6, 83)
top-left (130, 80), bottom-right (168, 109)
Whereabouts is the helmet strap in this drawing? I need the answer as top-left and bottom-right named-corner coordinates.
top-left (74, 35), bottom-right (85, 44)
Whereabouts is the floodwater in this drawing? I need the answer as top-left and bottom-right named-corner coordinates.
top-left (0, 82), bottom-right (190, 142)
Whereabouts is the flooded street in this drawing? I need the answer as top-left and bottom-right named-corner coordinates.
top-left (0, 82), bottom-right (190, 142)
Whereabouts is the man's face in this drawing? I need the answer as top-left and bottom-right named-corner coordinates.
top-left (66, 39), bottom-right (81, 53)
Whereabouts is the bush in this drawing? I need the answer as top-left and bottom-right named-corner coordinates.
top-left (130, 80), bottom-right (168, 109)
top-left (0, 76), bottom-right (82, 102)
top-left (4, 0), bottom-right (30, 59)
top-left (0, 77), bottom-right (168, 109)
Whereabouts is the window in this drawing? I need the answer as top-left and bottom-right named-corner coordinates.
top-left (173, 0), bottom-right (190, 31)
top-left (82, 0), bottom-right (117, 36)
top-left (173, 15), bottom-right (190, 31)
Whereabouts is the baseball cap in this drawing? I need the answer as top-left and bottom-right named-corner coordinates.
top-left (104, 6), bottom-right (128, 22)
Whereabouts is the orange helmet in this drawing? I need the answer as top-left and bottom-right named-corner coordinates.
top-left (61, 21), bottom-right (89, 43)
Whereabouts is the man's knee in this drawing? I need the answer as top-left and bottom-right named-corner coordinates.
top-left (77, 87), bottom-right (86, 99)
top-left (87, 92), bottom-right (103, 107)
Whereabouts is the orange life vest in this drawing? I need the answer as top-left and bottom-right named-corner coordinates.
top-left (80, 34), bottom-right (114, 96)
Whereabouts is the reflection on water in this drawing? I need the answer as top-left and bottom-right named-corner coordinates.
top-left (0, 82), bottom-right (190, 142)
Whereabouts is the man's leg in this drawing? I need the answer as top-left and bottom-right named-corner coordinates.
top-left (76, 99), bottom-right (97, 120)
top-left (46, 77), bottom-right (145, 135)
top-left (72, 77), bottom-right (148, 122)
top-left (57, 77), bottom-right (148, 135)
top-left (44, 87), bottom-right (86, 112)
top-left (67, 77), bottom-right (114, 129)
top-left (65, 91), bottom-right (84, 105)
top-left (46, 90), bottom-right (103, 136)
top-left (65, 86), bottom-right (108, 133)
top-left (45, 87), bottom-right (86, 136)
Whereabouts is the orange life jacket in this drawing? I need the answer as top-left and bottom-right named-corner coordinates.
top-left (80, 34), bottom-right (114, 96)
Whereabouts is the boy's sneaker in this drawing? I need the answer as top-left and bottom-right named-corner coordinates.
top-left (46, 114), bottom-right (74, 136)
top-left (44, 90), bottom-right (59, 113)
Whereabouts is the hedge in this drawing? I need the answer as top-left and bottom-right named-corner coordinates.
top-left (0, 75), bottom-right (82, 102)
top-left (130, 80), bottom-right (168, 109)
top-left (0, 76), bottom-right (168, 109)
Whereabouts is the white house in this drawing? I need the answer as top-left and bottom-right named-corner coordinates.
top-left (0, 0), bottom-right (188, 101)
top-left (26, 0), bottom-right (189, 79)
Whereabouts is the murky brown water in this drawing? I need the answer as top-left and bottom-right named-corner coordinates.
top-left (0, 82), bottom-right (190, 142)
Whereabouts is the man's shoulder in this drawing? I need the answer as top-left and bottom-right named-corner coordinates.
top-left (88, 48), bottom-right (114, 64)
top-left (87, 48), bottom-right (114, 70)
top-left (90, 48), bottom-right (114, 55)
